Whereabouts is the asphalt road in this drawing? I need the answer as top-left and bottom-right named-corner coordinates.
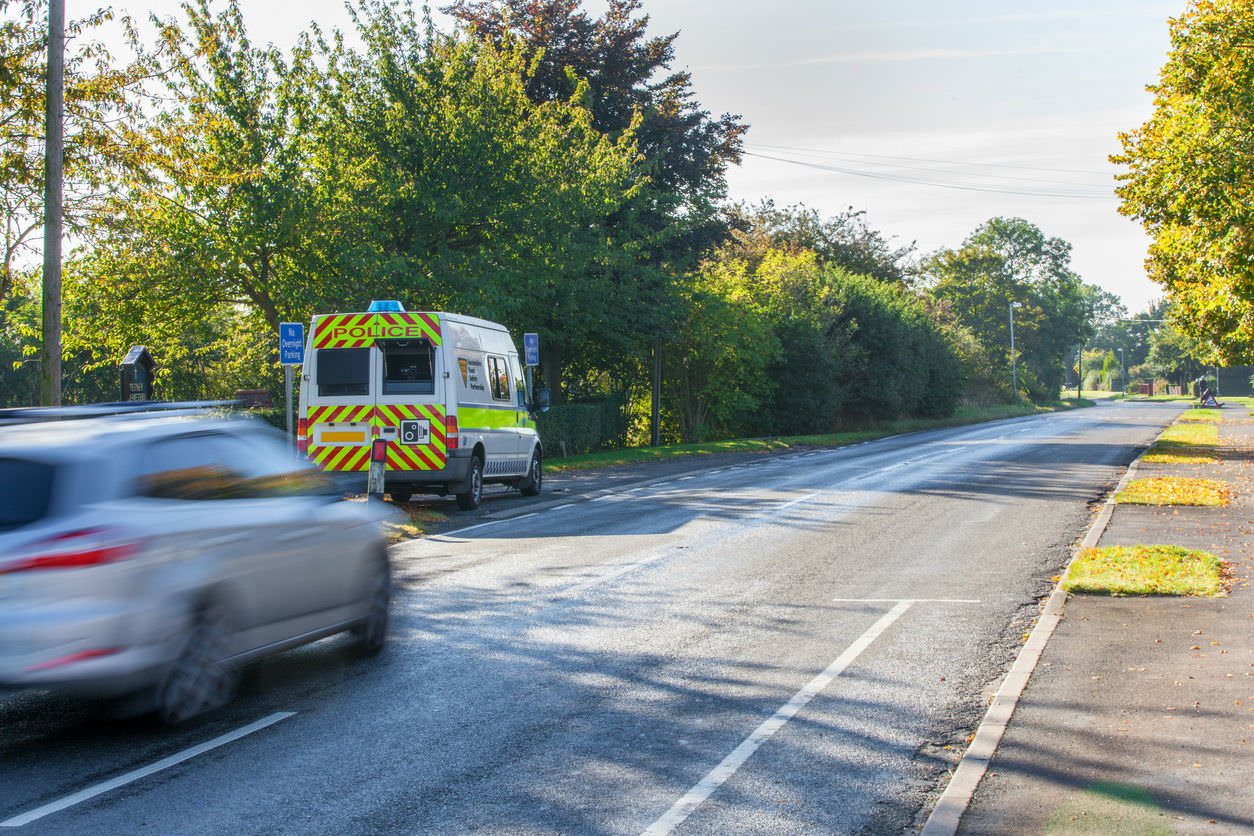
top-left (0, 400), bottom-right (1184, 835)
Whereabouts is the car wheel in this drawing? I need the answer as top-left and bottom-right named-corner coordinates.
top-left (351, 553), bottom-right (390, 656)
top-left (456, 455), bottom-right (484, 510)
top-left (156, 601), bottom-right (238, 725)
top-left (518, 450), bottom-right (542, 496)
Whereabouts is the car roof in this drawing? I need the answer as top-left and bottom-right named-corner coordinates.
top-left (0, 412), bottom-right (269, 462)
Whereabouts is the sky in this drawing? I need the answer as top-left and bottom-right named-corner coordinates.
top-left (87, 0), bottom-right (1182, 313)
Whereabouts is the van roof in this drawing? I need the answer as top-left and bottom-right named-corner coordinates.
top-left (311, 310), bottom-right (509, 332)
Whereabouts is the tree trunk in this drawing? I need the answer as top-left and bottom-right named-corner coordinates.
top-left (541, 343), bottom-right (563, 405)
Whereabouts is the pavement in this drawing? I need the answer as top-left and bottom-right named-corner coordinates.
top-left (950, 403), bottom-right (1254, 836)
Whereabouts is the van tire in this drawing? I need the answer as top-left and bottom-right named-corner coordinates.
top-left (518, 450), bottom-right (542, 496)
top-left (456, 456), bottom-right (484, 510)
top-left (389, 489), bottom-right (412, 503)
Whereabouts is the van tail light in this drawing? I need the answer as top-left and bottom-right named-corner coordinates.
top-left (446, 416), bottom-right (459, 450)
top-left (0, 528), bottom-right (140, 574)
top-left (297, 417), bottom-right (310, 453)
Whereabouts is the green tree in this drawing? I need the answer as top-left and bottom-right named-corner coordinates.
top-left (443, 0), bottom-right (748, 399)
top-left (923, 217), bottom-right (1091, 402)
top-left (1, 1), bottom-right (143, 405)
top-left (727, 200), bottom-right (915, 284)
top-left (1113, 0), bottom-right (1254, 364)
top-left (1146, 325), bottom-right (1208, 392)
top-left (1, 0), bottom-right (140, 309)
top-left (83, 0), bottom-right (329, 338)
top-left (664, 260), bottom-right (779, 442)
top-left (313, 0), bottom-right (644, 397)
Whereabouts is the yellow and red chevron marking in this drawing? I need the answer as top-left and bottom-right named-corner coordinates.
top-left (378, 312), bottom-right (442, 346)
top-left (309, 443), bottom-right (371, 472)
top-left (311, 312), bottom-right (443, 350)
top-left (306, 404), bottom-right (375, 473)
top-left (312, 313), bottom-right (377, 349)
top-left (373, 404), bottom-right (447, 471)
top-left (307, 404), bottom-right (374, 425)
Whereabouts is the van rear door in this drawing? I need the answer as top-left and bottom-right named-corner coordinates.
top-left (374, 333), bottom-right (449, 473)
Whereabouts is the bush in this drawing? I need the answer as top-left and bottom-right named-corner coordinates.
top-left (536, 395), bottom-right (627, 456)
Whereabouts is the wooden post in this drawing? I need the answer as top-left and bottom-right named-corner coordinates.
top-left (40, 0), bottom-right (64, 406)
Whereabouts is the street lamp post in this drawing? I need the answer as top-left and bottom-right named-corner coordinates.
top-left (1009, 302), bottom-right (1022, 400)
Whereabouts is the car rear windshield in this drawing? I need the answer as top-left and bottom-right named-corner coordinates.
top-left (316, 348), bottom-right (370, 397)
top-left (0, 458), bottom-right (56, 531)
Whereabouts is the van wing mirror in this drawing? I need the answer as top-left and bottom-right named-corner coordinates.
top-left (532, 388), bottom-right (551, 413)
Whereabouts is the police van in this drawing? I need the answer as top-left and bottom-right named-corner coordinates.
top-left (296, 301), bottom-right (547, 509)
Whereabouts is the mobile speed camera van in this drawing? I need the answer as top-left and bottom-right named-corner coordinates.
top-left (296, 301), bottom-right (548, 509)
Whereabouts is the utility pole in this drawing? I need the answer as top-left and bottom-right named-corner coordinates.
top-left (651, 336), bottom-right (661, 446)
top-left (40, 0), bottom-right (64, 406)
top-left (1009, 302), bottom-right (1022, 400)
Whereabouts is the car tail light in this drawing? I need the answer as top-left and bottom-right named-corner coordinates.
top-left (26, 647), bottom-right (125, 672)
top-left (1, 528), bottom-right (139, 574)
top-left (446, 416), bottom-right (459, 450)
top-left (297, 417), bottom-right (310, 453)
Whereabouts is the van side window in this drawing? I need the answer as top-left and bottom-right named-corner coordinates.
top-left (316, 348), bottom-right (370, 397)
top-left (487, 356), bottom-right (511, 401)
top-left (380, 339), bottom-right (435, 395)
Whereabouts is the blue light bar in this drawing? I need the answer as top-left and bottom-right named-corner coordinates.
top-left (367, 300), bottom-right (406, 313)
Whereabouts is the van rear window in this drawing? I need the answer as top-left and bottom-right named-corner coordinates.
top-left (381, 340), bottom-right (435, 395)
top-left (0, 458), bottom-right (56, 531)
top-left (316, 348), bottom-right (370, 397)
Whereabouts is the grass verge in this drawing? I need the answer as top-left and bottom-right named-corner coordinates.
top-left (546, 399), bottom-right (1091, 472)
top-left (384, 504), bottom-right (451, 542)
top-left (1064, 545), bottom-right (1227, 596)
top-left (1155, 422), bottom-right (1219, 447)
top-left (1115, 476), bottom-right (1233, 506)
top-left (1140, 449), bottom-right (1219, 464)
top-left (1177, 408), bottom-right (1222, 422)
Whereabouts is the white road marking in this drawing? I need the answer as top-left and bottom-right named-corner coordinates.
top-left (639, 602), bottom-right (913, 836)
top-left (771, 491), bottom-right (823, 514)
top-left (558, 552), bottom-right (671, 597)
top-left (1, 712), bottom-right (296, 828)
top-left (832, 598), bottom-right (981, 603)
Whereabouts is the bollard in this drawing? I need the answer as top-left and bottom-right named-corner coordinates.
top-left (368, 437), bottom-right (388, 502)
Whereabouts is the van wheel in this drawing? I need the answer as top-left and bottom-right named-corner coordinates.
top-left (389, 489), bottom-right (411, 503)
top-left (456, 456), bottom-right (484, 510)
top-left (156, 601), bottom-right (238, 725)
top-left (518, 450), bottom-right (542, 496)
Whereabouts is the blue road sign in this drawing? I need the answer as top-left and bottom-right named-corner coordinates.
top-left (523, 332), bottom-right (540, 367)
top-left (280, 322), bottom-right (304, 365)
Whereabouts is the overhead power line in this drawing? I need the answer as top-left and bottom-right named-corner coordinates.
top-left (747, 142), bottom-right (1111, 177)
top-left (742, 147), bottom-right (1118, 201)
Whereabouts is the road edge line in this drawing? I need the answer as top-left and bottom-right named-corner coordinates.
top-left (0, 711), bottom-right (296, 828)
top-left (919, 439), bottom-right (1150, 836)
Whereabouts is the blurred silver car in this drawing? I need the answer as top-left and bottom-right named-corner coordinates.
top-left (0, 408), bottom-right (393, 723)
